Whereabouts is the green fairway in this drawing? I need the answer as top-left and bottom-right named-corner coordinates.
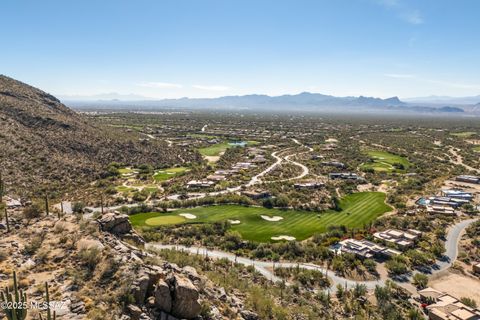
top-left (130, 192), bottom-right (392, 242)
top-left (198, 140), bottom-right (257, 156)
top-left (361, 150), bottom-right (410, 173)
top-left (450, 131), bottom-right (477, 138)
top-left (198, 142), bottom-right (234, 156)
top-left (153, 167), bottom-right (188, 181)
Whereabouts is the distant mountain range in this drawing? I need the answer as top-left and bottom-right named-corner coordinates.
top-left (63, 92), bottom-right (467, 114)
top-left (404, 95), bottom-right (480, 105)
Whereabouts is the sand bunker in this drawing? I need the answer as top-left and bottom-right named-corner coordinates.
top-left (228, 219), bottom-right (241, 225)
top-left (271, 235), bottom-right (296, 241)
top-left (261, 215), bottom-right (284, 222)
top-left (179, 213), bottom-right (197, 219)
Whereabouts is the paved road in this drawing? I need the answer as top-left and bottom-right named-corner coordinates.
top-left (147, 217), bottom-right (479, 290)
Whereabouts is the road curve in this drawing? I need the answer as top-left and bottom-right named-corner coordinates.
top-left (147, 217), bottom-right (479, 290)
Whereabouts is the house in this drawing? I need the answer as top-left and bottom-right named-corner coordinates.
top-left (418, 288), bottom-right (480, 320)
top-left (214, 169), bottom-right (235, 176)
top-left (232, 162), bottom-right (255, 170)
top-left (242, 190), bottom-right (271, 200)
top-left (207, 175), bottom-right (226, 181)
top-left (426, 205), bottom-right (456, 215)
top-left (441, 189), bottom-right (474, 201)
top-left (321, 161), bottom-right (346, 168)
top-left (473, 262), bottom-right (480, 275)
top-left (332, 238), bottom-right (400, 259)
top-left (455, 175), bottom-right (480, 184)
top-left (187, 180), bottom-right (215, 188)
top-left (329, 172), bottom-right (364, 181)
top-left (294, 182), bottom-right (325, 189)
top-left (373, 229), bottom-right (421, 250)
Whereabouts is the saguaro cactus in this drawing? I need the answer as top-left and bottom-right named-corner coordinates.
top-left (0, 271), bottom-right (28, 320)
top-left (5, 207), bottom-right (10, 232)
top-left (0, 171), bottom-right (5, 203)
top-left (39, 282), bottom-right (56, 320)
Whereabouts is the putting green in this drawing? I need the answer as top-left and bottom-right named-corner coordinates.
top-left (130, 192), bottom-right (392, 242)
top-left (153, 167), bottom-right (188, 181)
top-left (361, 150), bottom-right (410, 173)
top-left (145, 215), bottom-right (186, 226)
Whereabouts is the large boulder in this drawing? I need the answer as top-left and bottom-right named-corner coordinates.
top-left (97, 212), bottom-right (131, 235)
top-left (131, 274), bottom-right (150, 304)
top-left (169, 275), bottom-right (201, 319)
top-left (154, 279), bottom-right (172, 313)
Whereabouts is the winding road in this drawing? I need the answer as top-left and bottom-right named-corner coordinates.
top-left (147, 218), bottom-right (478, 290)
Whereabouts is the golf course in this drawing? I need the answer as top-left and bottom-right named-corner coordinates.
top-left (198, 140), bottom-right (259, 157)
top-left (130, 191), bottom-right (392, 242)
top-left (153, 167), bottom-right (189, 181)
top-left (361, 150), bottom-right (410, 173)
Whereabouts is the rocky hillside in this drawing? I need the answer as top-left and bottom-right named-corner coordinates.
top-left (0, 75), bottom-right (200, 196)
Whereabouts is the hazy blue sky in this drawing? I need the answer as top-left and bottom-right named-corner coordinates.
top-left (1, 0), bottom-right (480, 99)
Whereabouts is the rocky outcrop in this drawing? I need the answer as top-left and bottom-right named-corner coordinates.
top-left (168, 275), bottom-right (201, 319)
top-left (97, 212), bottom-right (145, 245)
top-left (98, 212), bottom-right (131, 234)
top-left (154, 279), bottom-right (172, 313)
top-left (129, 265), bottom-right (201, 320)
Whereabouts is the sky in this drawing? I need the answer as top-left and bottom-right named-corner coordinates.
top-left (1, 0), bottom-right (480, 99)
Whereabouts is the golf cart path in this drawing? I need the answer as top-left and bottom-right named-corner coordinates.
top-left (147, 218), bottom-right (478, 290)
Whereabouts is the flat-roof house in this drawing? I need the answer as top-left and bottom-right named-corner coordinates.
top-left (419, 288), bottom-right (480, 320)
top-left (187, 180), bottom-right (215, 188)
top-left (207, 175), bottom-right (226, 181)
top-left (455, 175), bottom-right (480, 184)
top-left (294, 182), bottom-right (325, 189)
top-left (329, 172), bottom-right (363, 181)
top-left (333, 238), bottom-right (400, 259)
top-left (321, 161), bottom-right (346, 168)
top-left (441, 189), bottom-right (474, 201)
top-left (427, 205), bottom-right (456, 215)
top-left (373, 229), bottom-right (421, 249)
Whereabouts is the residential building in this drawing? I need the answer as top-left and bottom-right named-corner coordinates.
top-left (373, 229), bottom-right (421, 249)
top-left (187, 180), bottom-right (215, 188)
top-left (207, 175), bottom-right (226, 181)
top-left (329, 172), bottom-right (364, 181)
top-left (294, 182), bottom-right (325, 189)
top-left (426, 205), bottom-right (456, 215)
top-left (321, 161), bottom-right (346, 168)
top-left (418, 288), bottom-right (480, 320)
top-left (455, 175), bottom-right (480, 184)
top-left (331, 238), bottom-right (400, 259)
top-left (441, 189), bottom-right (474, 201)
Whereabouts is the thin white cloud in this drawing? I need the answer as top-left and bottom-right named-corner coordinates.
top-left (192, 85), bottom-right (231, 91)
top-left (375, 0), bottom-right (399, 7)
top-left (384, 73), bottom-right (416, 79)
top-left (137, 82), bottom-right (183, 89)
top-left (374, 0), bottom-right (424, 25)
top-left (403, 10), bottom-right (424, 25)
